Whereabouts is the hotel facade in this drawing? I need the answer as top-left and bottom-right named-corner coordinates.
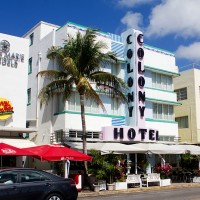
top-left (23, 21), bottom-right (180, 149)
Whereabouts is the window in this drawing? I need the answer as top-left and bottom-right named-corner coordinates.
top-left (175, 116), bottom-right (189, 128)
top-left (29, 33), bottom-right (34, 46)
top-left (85, 98), bottom-right (99, 113)
top-left (159, 136), bottom-right (175, 142)
top-left (55, 130), bottom-right (63, 143)
top-left (111, 98), bottom-right (120, 115)
top-left (153, 103), bottom-right (174, 120)
top-left (69, 130), bottom-right (100, 139)
top-left (174, 87), bottom-right (187, 101)
top-left (20, 171), bottom-right (50, 182)
top-left (0, 172), bottom-right (18, 184)
top-left (68, 92), bottom-right (99, 113)
top-left (68, 92), bottom-right (80, 111)
top-left (111, 63), bottom-right (120, 76)
top-left (28, 57), bottom-right (32, 74)
top-left (27, 88), bottom-right (31, 105)
top-left (152, 72), bottom-right (172, 90)
top-left (56, 95), bottom-right (65, 113)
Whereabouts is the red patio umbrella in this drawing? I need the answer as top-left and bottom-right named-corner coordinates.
top-left (23, 144), bottom-right (92, 161)
top-left (0, 142), bottom-right (36, 156)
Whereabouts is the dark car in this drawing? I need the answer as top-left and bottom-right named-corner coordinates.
top-left (0, 168), bottom-right (78, 200)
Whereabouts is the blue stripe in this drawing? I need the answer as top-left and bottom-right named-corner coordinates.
top-left (108, 33), bottom-right (122, 42)
top-left (112, 118), bottom-right (126, 126)
top-left (111, 42), bottom-right (124, 58)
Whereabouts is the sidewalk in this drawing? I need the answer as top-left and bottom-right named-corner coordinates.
top-left (78, 182), bottom-right (200, 198)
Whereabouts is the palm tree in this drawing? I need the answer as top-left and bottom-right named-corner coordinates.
top-left (37, 28), bottom-right (127, 173)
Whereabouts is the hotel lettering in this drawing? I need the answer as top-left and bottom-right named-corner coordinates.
top-left (102, 30), bottom-right (159, 142)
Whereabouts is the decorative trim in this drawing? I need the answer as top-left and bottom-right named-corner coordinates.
top-left (146, 97), bottom-right (181, 105)
top-left (54, 110), bottom-right (125, 119)
top-left (144, 44), bottom-right (174, 56)
top-left (58, 22), bottom-right (111, 39)
top-left (56, 22), bottom-right (68, 32)
top-left (146, 118), bottom-right (177, 124)
top-left (145, 86), bottom-right (175, 93)
top-left (145, 65), bottom-right (180, 76)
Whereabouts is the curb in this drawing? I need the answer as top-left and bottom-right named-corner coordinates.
top-left (78, 183), bottom-right (200, 198)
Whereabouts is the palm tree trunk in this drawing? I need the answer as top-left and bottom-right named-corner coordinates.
top-left (80, 94), bottom-right (88, 174)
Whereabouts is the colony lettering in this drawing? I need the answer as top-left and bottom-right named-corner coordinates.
top-left (102, 29), bottom-right (159, 142)
top-left (127, 32), bottom-right (145, 124)
top-left (0, 40), bottom-right (24, 68)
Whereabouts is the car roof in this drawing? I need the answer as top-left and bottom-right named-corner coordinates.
top-left (0, 168), bottom-right (65, 180)
top-left (0, 168), bottom-right (38, 172)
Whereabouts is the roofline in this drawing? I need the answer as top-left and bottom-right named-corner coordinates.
top-left (22, 21), bottom-right (60, 38)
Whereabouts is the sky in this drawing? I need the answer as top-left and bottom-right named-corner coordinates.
top-left (1, 0), bottom-right (200, 69)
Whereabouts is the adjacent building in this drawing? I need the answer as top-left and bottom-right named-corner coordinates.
top-left (174, 64), bottom-right (200, 144)
top-left (0, 33), bottom-right (35, 168)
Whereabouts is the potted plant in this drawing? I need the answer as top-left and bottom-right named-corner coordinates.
top-left (104, 162), bottom-right (116, 190)
top-left (88, 150), bottom-right (107, 191)
top-left (114, 160), bottom-right (127, 190)
top-left (154, 164), bottom-right (172, 186)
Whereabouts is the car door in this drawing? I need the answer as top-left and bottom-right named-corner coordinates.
top-left (18, 170), bottom-right (54, 200)
top-left (0, 171), bottom-right (21, 200)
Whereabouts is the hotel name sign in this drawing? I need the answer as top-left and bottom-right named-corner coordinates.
top-left (102, 30), bottom-right (159, 142)
top-left (0, 40), bottom-right (24, 68)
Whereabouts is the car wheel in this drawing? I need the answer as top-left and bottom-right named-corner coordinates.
top-left (46, 193), bottom-right (63, 200)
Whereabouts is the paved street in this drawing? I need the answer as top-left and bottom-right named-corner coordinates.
top-left (78, 187), bottom-right (200, 200)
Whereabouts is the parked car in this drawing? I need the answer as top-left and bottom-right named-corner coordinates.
top-left (0, 168), bottom-right (78, 200)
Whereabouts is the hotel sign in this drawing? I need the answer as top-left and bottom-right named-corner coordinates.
top-left (0, 40), bottom-right (24, 68)
top-left (102, 29), bottom-right (159, 142)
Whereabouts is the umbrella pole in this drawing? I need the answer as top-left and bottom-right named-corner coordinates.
top-left (1, 156), bottom-right (2, 169)
top-left (64, 160), bottom-right (70, 178)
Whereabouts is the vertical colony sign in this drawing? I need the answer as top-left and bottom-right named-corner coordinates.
top-left (102, 29), bottom-right (159, 142)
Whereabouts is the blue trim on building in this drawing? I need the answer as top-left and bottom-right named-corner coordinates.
top-left (111, 42), bottom-right (124, 58)
top-left (112, 118), bottom-right (126, 126)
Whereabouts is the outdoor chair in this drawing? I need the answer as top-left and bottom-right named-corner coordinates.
top-left (142, 173), bottom-right (161, 187)
top-left (126, 174), bottom-right (142, 188)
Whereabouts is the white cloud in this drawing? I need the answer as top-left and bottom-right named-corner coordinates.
top-left (175, 42), bottom-right (200, 62)
top-left (118, 0), bottom-right (154, 7)
top-left (121, 11), bottom-right (143, 30)
top-left (146, 0), bottom-right (200, 38)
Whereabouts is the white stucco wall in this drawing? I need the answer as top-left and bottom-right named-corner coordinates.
top-left (0, 33), bottom-right (29, 127)
top-left (144, 45), bottom-right (178, 74)
top-left (25, 22), bottom-right (179, 144)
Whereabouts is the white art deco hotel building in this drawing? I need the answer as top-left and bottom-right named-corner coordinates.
top-left (23, 21), bottom-right (179, 153)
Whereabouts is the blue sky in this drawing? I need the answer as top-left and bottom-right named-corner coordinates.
top-left (1, 0), bottom-right (199, 69)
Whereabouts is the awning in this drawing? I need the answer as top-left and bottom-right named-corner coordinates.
top-left (0, 126), bottom-right (36, 133)
top-left (68, 142), bottom-right (190, 155)
top-left (0, 138), bottom-right (36, 148)
top-left (68, 142), bottom-right (145, 153)
top-left (131, 143), bottom-right (185, 154)
top-left (172, 144), bottom-right (200, 155)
